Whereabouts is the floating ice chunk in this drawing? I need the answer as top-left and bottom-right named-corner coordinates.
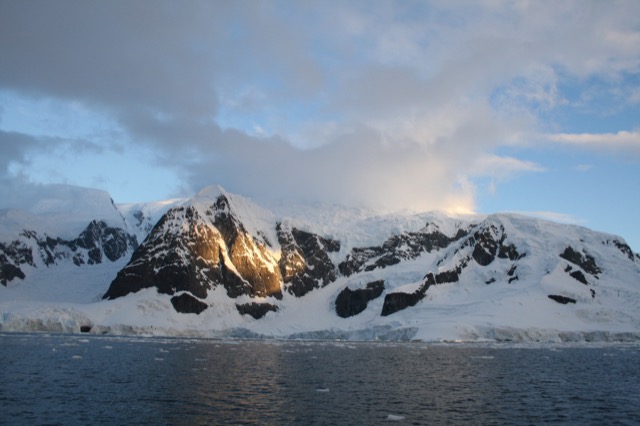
top-left (154, 357), bottom-right (164, 361)
top-left (78, 339), bottom-right (90, 343)
top-left (387, 414), bottom-right (405, 421)
top-left (315, 388), bottom-right (330, 393)
top-left (72, 355), bottom-right (82, 359)
top-left (104, 345), bottom-right (113, 350)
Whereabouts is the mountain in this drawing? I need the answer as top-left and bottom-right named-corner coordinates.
top-left (0, 185), bottom-right (138, 288)
top-left (1, 184), bottom-right (640, 342)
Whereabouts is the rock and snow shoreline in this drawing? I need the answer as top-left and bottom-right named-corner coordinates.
top-left (2, 308), bottom-right (639, 344)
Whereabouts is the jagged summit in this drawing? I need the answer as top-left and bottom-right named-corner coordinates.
top-left (1, 184), bottom-right (639, 342)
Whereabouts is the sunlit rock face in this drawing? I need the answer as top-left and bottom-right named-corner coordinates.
top-left (103, 206), bottom-right (227, 300)
top-left (103, 195), bottom-right (284, 309)
top-left (213, 195), bottom-right (283, 299)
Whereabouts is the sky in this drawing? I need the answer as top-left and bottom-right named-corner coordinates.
top-left (0, 1), bottom-right (639, 250)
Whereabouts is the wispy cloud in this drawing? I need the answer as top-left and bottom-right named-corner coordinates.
top-left (471, 155), bottom-right (545, 179)
top-left (509, 211), bottom-right (587, 225)
top-left (575, 164), bottom-right (593, 172)
top-left (548, 131), bottom-right (640, 153)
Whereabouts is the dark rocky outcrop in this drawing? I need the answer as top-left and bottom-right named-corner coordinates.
top-left (335, 280), bottom-right (385, 318)
top-left (277, 224), bottom-right (340, 297)
top-left (468, 224), bottom-right (524, 267)
top-left (339, 226), bottom-right (466, 276)
top-left (76, 221), bottom-right (138, 264)
top-left (0, 239), bottom-right (34, 285)
top-left (381, 273), bottom-right (436, 316)
top-left (170, 293), bottom-right (208, 314)
top-left (132, 209), bottom-right (155, 236)
top-left (40, 221), bottom-right (138, 266)
top-left (559, 246), bottom-right (601, 276)
top-left (548, 294), bottom-right (577, 305)
top-left (569, 270), bottom-right (589, 285)
top-left (498, 243), bottom-right (524, 261)
top-left (0, 263), bottom-right (26, 286)
top-left (1, 222), bottom-right (137, 285)
top-left (435, 269), bottom-right (460, 284)
top-left (236, 302), bottom-right (279, 319)
top-left (380, 268), bottom-right (462, 316)
top-left (470, 226), bottom-right (501, 266)
top-left (606, 239), bottom-right (635, 261)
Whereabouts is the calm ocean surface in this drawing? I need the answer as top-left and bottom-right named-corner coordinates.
top-left (1, 333), bottom-right (639, 425)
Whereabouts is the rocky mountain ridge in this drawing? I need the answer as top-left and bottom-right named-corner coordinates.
top-left (1, 184), bottom-right (639, 342)
top-left (100, 187), bottom-right (640, 324)
top-left (1, 220), bottom-right (137, 286)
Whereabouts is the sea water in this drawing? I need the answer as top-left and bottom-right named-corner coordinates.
top-left (1, 333), bottom-right (639, 425)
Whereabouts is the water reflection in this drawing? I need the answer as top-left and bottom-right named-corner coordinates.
top-left (171, 341), bottom-right (290, 424)
top-left (1, 334), bottom-right (639, 425)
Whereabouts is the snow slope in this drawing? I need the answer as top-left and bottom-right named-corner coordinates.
top-left (1, 184), bottom-right (640, 342)
top-left (0, 184), bottom-right (127, 240)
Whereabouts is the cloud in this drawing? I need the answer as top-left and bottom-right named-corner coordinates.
top-left (0, 130), bottom-right (47, 209)
top-left (575, 164), bottom-right (593, 172)
top-left (548, 131), bottom-right (640, 155)
top-left (132, 118), bottom-right (477, 213)
top-left (0, 1), bottom-right (638, 212)
top-left (509, 211), bottom-right (587, 225)
top-left (470, 155), bottom-right (545, 180)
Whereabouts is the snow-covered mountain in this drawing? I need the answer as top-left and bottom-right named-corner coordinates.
top-left (0, 185), bottom-right (138, 287)
top-left (1, 184), bottom-right (639, 342)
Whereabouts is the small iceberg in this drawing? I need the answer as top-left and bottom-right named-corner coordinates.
top-left (387, 414), bottom-right (405, 421)
top-left (315, 388), bottom-right (330, 393)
